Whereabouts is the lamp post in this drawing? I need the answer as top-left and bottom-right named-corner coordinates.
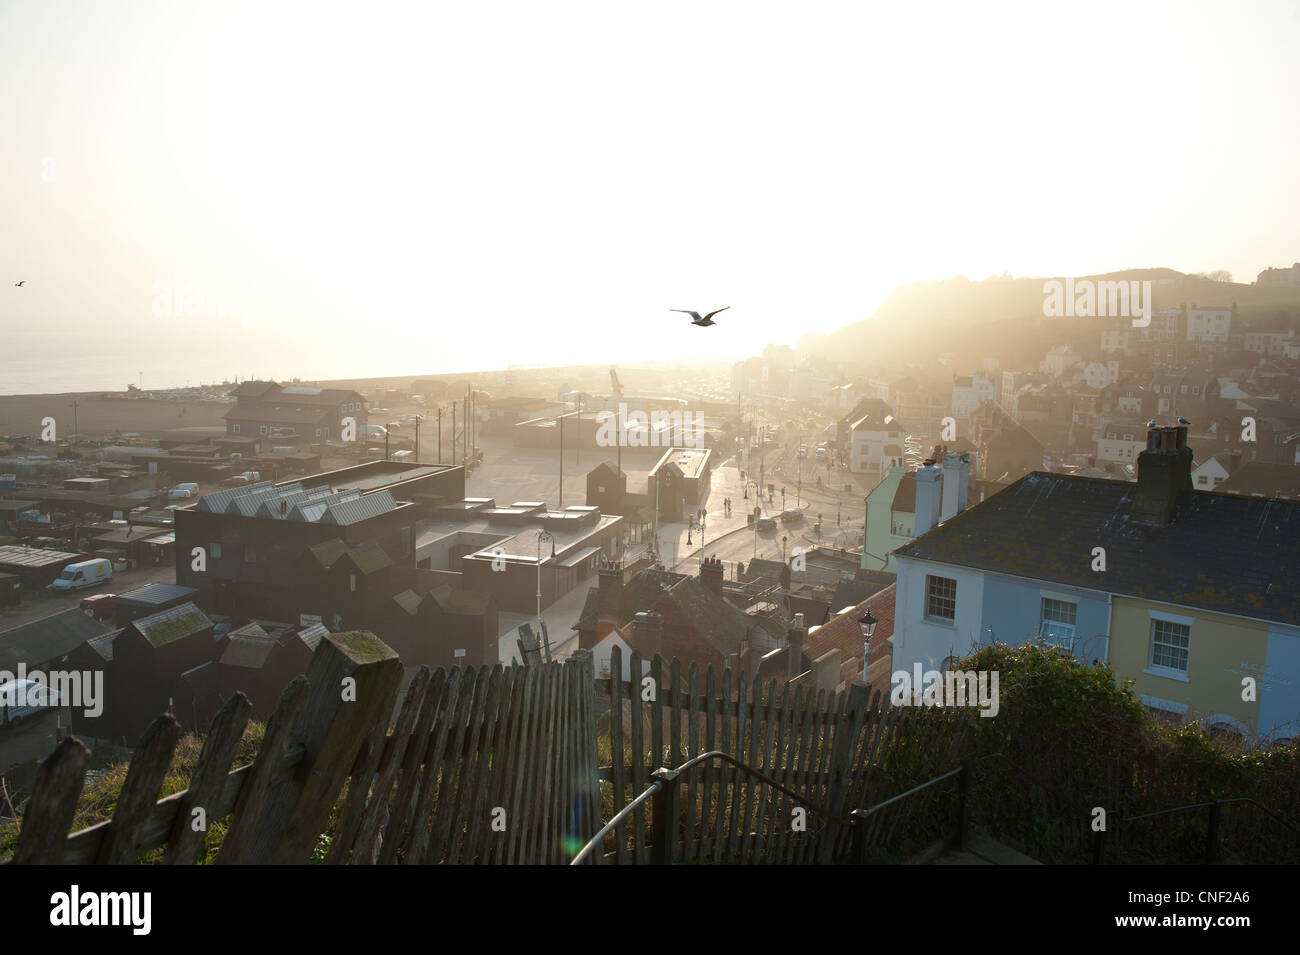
top-left (858, 610), bottom-right (878, 681)
top-left (536, 530), bottom-right (556, 637)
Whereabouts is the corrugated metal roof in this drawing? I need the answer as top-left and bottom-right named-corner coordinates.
top-left (320, 490), bottom-right (397, 525)
top-left (195, 481), bottom-right (277, 513)
top-left (297, 624), bottom-right (329, 650)
top-left (117, 582), bottom-right (199, 606)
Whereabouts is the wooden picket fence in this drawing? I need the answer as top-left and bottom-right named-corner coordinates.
top-left (3, 633), bottom-right (601, 865)
top-left (594, 646), bottom-right (977, 864)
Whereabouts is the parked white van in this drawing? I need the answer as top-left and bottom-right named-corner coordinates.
top-left (0, 679), bottom-right (61, 727)
top-left (46, 558), bottom-right (113, 592)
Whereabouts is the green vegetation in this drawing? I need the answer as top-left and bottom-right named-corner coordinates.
top-left (0, 722), bottom-right (264, 864)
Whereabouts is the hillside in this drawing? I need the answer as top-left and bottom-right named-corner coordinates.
top-left (804, 269), bottom-right (1300, 370)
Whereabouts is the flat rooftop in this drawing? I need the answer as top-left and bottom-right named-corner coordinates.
top-left (417, 510), bottom-right (620, 565)
top-left (650, 447), bottom-right (712, 479)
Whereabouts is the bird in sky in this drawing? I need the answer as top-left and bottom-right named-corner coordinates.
top-left (1177, 415), bottom-right (1191, 426)
top-left (670, 306), bottom-right (729, 327)
top-left (13, 281), bottom-right (24, 287)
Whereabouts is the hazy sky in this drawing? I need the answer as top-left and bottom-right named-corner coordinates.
top-left (2, 0), bottom-right (1298, 392)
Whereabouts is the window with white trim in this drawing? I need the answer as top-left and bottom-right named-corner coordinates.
top-left (924, 575), bottom-right (956, 622)
top-left (1039, 598), bottom-right (1077, 650)
top-left (1150, 619), bottom-right (1190, 672)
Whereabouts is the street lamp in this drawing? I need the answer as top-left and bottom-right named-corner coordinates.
top-left (858, 610), bottom-right (878, 638)
top-left (859, 609), bottom-right (878, 682)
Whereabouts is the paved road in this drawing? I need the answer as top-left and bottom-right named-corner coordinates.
top-left (0, 563), bottom-right (176, 634)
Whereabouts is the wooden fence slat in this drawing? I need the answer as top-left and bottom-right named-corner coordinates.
top-left (380, 667), bottom-right (447, 865)
top-left (215, 675), bottom-right (310, 864)
top-left (265, 633), bottom-right (404, 865)
top-left (480, 666), bottom-right (518, 866)
top-left (739, 675), bottom-right (764, 862)
top-left (609, 645), bottom-right (626, 864)
top-left (725, 668), bottom-right (748, 862)
top-left (424, 665), bottom-right (479, 863)
top-left (13, 737), bottom-right (91, 865)
top-left (711, 665), bottom-right (730, 864)
top-left (404, 668), bottom-right (463, 864)
top-left (684, 661), bottom-right (699, 860)
top-left (164, 692), bottom-right (253, 865)
top-left (97, 713), bottom-right (183, 865)
top-left (577, 650), bottom-right (602, 864)
top-left (502, 665), bottom-right (537, 865)
top-left (701, 664), bottom-right (717, 859)
top-left (457, 665), bottom-right (504, 864)
top-left (345, 666), bottom-right (431, 864)
top-left (628, 649), bottom-right (646, 863)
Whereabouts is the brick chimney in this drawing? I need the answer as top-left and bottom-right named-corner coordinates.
top-left (628, 611), bottom-right (662, 659)
top-left (699, 556), bottom-right (724, 595)
top-left (1133, 425), bottom-right (1193, 525)
top-left (597, 566), bottom-right (623, 631)
top-left (786, 612), bottom-right (807, 681)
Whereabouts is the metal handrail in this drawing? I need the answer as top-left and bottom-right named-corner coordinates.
top-left (569, 749), bottom-right (847, 865)
top-left (569, 779), bottom-right (663, 866)
top-left (1123, 796), bottom-right (1300, 834)
top-left (851, 765), bottom-right (966, 818)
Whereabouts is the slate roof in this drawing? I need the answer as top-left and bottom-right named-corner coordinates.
top-left (806, 583), bottom-right (896, 668)
top-left (573, 569), bottom-right (688, 631)
top-left (306, 539), bottom-right (349, 569)
top-left (894, 471), bottom-right (1300, 626)
top-left (0, 609), bottom-right (110, 671)
top-left (1219, 463), bottom-right (1300, 501)
top-left (654, 577), bottom-right (757, 656)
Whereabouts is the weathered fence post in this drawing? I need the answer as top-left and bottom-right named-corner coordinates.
top-left (649, 768), bottom-right (681, 865)
top-left (13, 737), bottom-right (91, 865)
top-left (220, 632), bottom-right (403, 864)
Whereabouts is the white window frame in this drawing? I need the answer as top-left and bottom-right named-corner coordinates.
top-left (1147, 615), bottom-right (1191, 679)
top-left (924, 574), bottom-right (957, 623)
top-left (1039, 597), bottom-right (1077, 650)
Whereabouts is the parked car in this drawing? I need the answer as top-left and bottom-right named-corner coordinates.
top-left (781, 508), bottom-right (803, 523)
top-left (757, 516), bottom-right (777, 532)
top-left (80, 593), bottom-right (115, 621)
top-left (47, 558), bottom-right (113, 592)
top-left (221, 474), bottom-right (251, 488)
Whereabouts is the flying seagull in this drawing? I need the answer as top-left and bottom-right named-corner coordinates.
top-left (670, 306), bottom-right (729, 327)
top-left (1177, 415), bottom-right (1191, 426)
top-left (13, 281), bottom-right (24, 287)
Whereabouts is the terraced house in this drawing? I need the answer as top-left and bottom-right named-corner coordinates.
top-left (890, 424), bottom-right (1300, 745)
